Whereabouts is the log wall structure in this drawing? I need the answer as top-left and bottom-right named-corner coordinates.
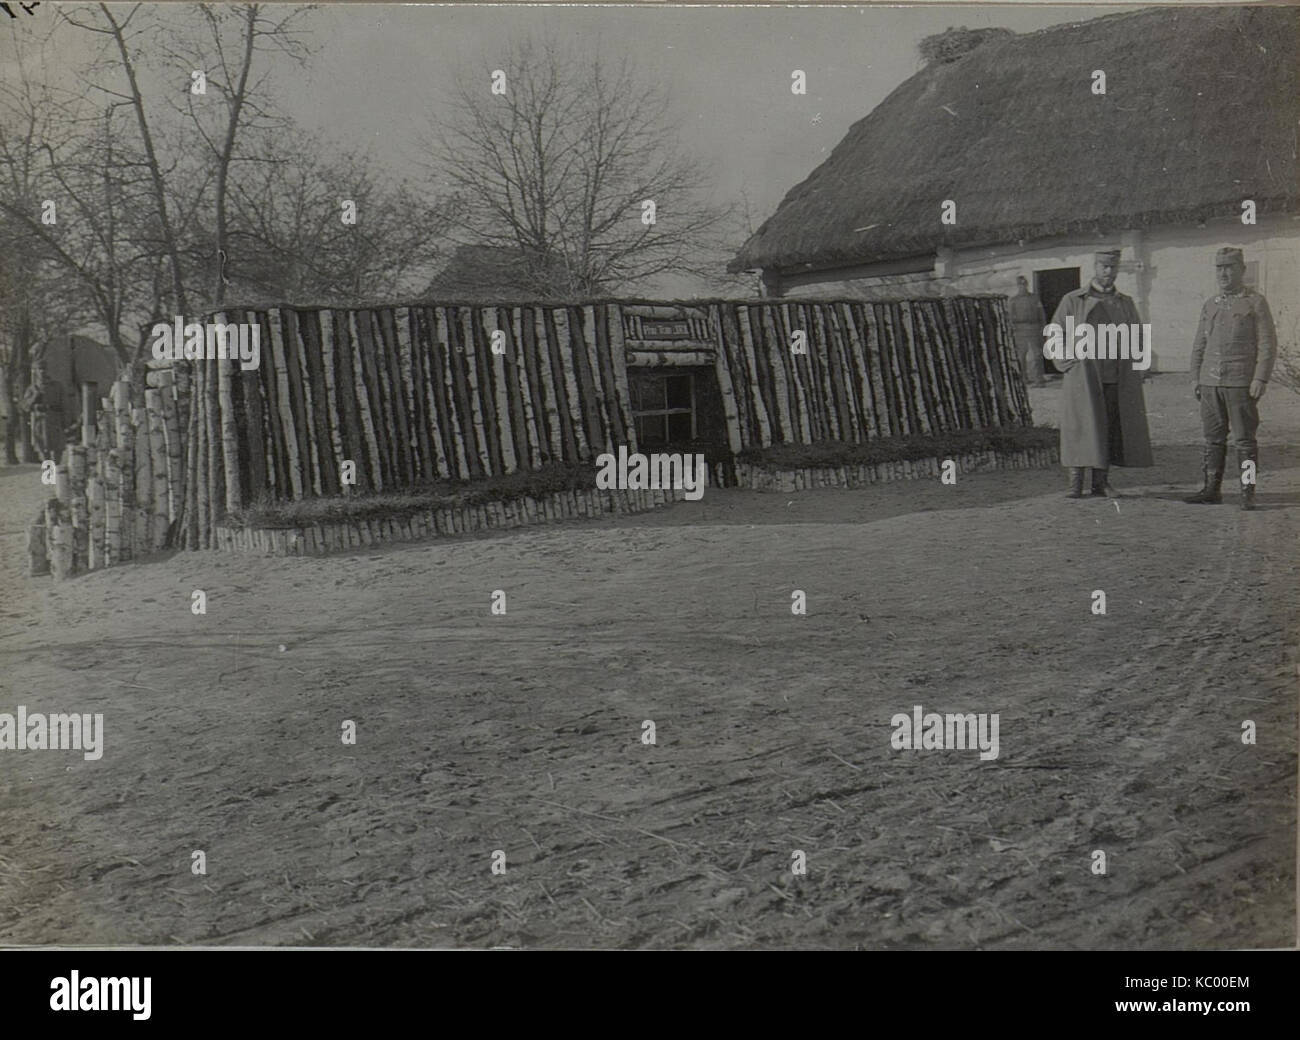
top-left (27, 369), bottom-right (184, 579)
top-left (28, 295), bottom-right (1031, 574)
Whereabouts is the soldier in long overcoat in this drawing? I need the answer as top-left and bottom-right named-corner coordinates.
top-left (1051, 248), bottom-right (1154, 498)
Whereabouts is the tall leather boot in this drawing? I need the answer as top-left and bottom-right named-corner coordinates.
top-left (1183, 444), bottom-right (1225, 504)
top-left (1090, 467), bottom-right (1118, 498)
top-left (1238, 448), bottom-right (1258, 511)
top-left (1066, 467), bottom-right (1085, 499)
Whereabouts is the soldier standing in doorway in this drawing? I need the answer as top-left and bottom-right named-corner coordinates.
top-left (1008, 275), bottom-right (1047, 387)
top-left (1184, 247), bottom-right (1276, 510)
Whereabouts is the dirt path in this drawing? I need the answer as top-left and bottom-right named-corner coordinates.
top-left (1, 435), bottom-right (1295, 947)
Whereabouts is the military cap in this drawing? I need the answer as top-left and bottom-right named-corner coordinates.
top-left (1214, 247), bottom-right (1245, 266)
top-left (1094, 248), bottom-right (1121, 262)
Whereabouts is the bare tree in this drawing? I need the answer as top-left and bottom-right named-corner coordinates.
top-left (62, 3), bottom-right (192, 320)
top-left (221, 129), bottom-right (454, 304)
top-left (426, 39), bottom-right (731, 299)
top-left (0, 20), bottom-right (177, 360)
top-left (0, 23), bottom-right (141, 460)
top-left (154, 2), bottom-right (314, 305)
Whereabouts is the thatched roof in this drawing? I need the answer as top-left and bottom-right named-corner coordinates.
top-left (731, 6), bottom-right (1299, 274)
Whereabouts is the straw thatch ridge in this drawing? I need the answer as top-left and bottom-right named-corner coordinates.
top-left (730, 5), bottom-right (1299, 274)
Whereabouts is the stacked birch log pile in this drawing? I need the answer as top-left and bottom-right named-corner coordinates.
top-left (192, 297), bottom-right (1026, 544)
top-left (179, 304), bottom-right (639, 549)
top-left (27, 370), bottom-right (183, 578)
top-left (710, 297), bottom-right (1030, 454)
top-left (27, 294), bottom-right (1031, 574)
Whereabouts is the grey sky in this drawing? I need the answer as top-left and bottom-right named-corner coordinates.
top-left (5, 3), bottom-right (1133, 295)
top-left (295, 4), bottom-right (1128, 227)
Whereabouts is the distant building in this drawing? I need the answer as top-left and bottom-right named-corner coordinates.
top-left (423, 244), bottom-right (575, 302)
top-left (29, 334), bottom-right (119, 458)
top-left (730, 6), bottom-right (1299, 372)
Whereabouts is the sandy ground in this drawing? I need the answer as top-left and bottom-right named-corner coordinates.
top-left (0, 375), bottom-right (1296, 949)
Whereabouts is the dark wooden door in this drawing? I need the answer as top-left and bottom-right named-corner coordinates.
top-left (1034, 267), bottom-right (1081, 374)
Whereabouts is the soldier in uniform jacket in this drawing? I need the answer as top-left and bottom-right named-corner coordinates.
top-left (1184, 247), bottom-right (1276, 510)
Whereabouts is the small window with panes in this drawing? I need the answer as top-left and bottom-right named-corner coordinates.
top-left (629, 371), bottom-right (695, 447)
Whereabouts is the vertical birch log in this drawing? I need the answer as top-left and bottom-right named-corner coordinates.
top-left (485, 309), bottom-right (518, 473)
top-left (532, 308), bottom-right (565, 462)
top-left (351, 309), bottom-right (390, 488)
top-left (155, 368), bottom-right (182, 525)
top-left (899, 303), bottom-right (935, 435)
top-left (194, 359), bottom-right (210, 549)
top-left (575, 305), bottom-right (611, 453)
top-left (468, 309), bottom-right (503, 474)
top-left (88, 475), bottom-right (105, 570)
top-left (870, 303), bottom-right (901, 439)
top-left (205, 335), bottom-right (224, 535)
top-left (780, 304), bottom-right (811, 440)
top-left (550, 307), bottom-right (588, 460)
top-left (794, 302), bottom-right (823, 440)
top-left (817, 304), bottom-right (854, 441)
top-left (403, 308), bottom-right (435, 482)
top-left (330, 309), bottom-right (368, 488)
top-left (758, 305), bottom-right (794, 442)
top-left (719, 304), bottom-right (757, 449)
top-left (303, 310), bottom-right (339, 495)
top-left (509, 307), bottom-right (542, 469)
top-left (111, 381), bottom-right (134, 559)
top-left (908, 303), bottom-right (945, 432)
top-left (280, 309), bottom-right (316, 496)
top-left (362, 309), bottom-right (397, 484)
top-left (738, 305), bottom-right (775, 447)
top-left (132, 405), bottom-right (153, 552)
top-left (779, 303), bottom-right (813, 442)
top-left (146, 390), bottom-right (170, 549)
top-left (923, 300), bottom-right (956, 429)
top-left (885, 305), bottom-right (913, 435)
top-left (415, 308), bottom-right (451, 478)
top-left (804, 302), bottom-right (832, 440)
top-left (81, 383), bottom-right (97, 447)
top-left (320, 311), bottom-right (348, 485)
top-left (216, 357), bottom-right (243, 516)
top-left (383, 307), bottom-right (416, 484)
top-left (914, 303), bottom-right (947, 433)
top-left (518, 307), bottom-right (554, 463)
top-left (48, 512), bottom-right (70, 581)
top-left (130, 380), bottom-right (146, 555)
top-left (838, 302), bottom-right (875, 439)
top-left (239, 331), bottom-right (267, 505)
top-left (432, 307), bottom-right (470, 479)
top-left (589, 304), bottom-right (620, 451)
top-left (68, 446), bottom-right (87, 574)
top-left (847, 306), bottom-right (874, 438)
top-left (268, 310), bottom-right (304, 499)
top-left (54, 460), bottom-right (69, 505)
top-left (103, 447), bottom-right (121, 565)
top-left (707, 305), bottom-right (744, 456)
top-left (459, 308), bottom-right (494, 474)
top-left (180, 382), bottom-right (197, 548)
top-left (445, 309), bottom-right (483, 477)
top-left (28, 518), bottom-right (48, 576)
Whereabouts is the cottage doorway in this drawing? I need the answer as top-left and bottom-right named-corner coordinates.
top-left (626, 364), bottom-right (731, 481)
top-left (1034, 267), bottom-right (1080, 375)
